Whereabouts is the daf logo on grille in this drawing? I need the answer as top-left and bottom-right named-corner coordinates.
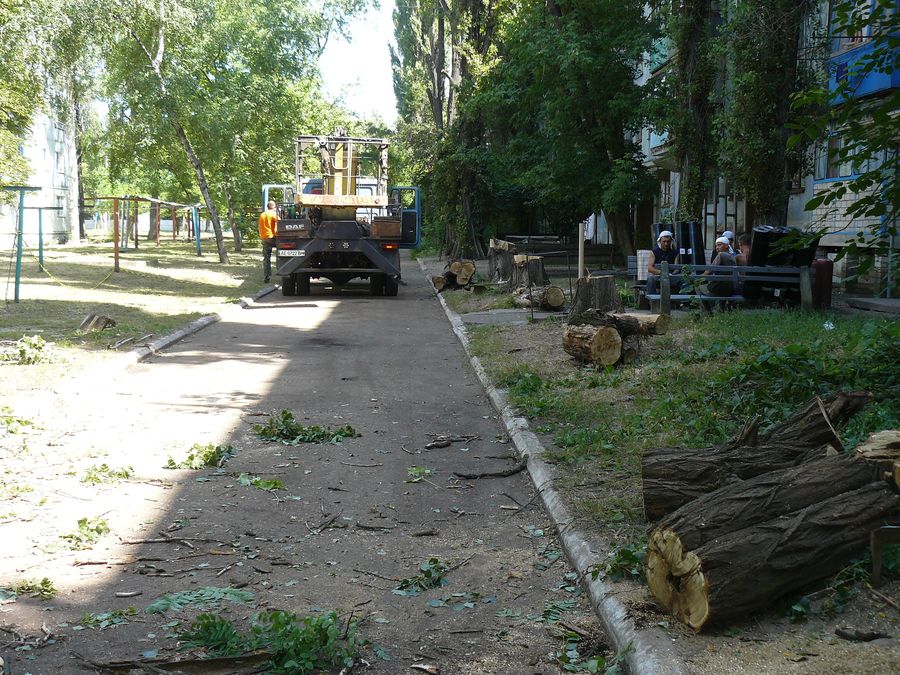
top-left (342, 241), bottom-right (350, 249)
top-left (328, 241), bottom-right (335, 249)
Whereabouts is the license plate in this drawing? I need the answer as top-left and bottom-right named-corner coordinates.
top-left (279, 250), bottom-right (306, 257)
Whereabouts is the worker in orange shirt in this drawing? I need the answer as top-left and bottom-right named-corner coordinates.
top-left (258, 200), bottom-right (279, 283)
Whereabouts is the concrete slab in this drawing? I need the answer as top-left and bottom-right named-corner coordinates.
top-left (845, 296), bottom-right (900, 315)
top-left (460, 308), bottom-right (562, 325)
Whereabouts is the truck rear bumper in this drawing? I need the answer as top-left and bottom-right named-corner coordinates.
top-left (276, 237), bottom-right (400, 277)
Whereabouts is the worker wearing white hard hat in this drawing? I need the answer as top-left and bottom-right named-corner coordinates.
top-left (646, 229), bottom-right (682, 296)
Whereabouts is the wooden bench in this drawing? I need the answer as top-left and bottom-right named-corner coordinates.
top-left (646, 261), bottom-right (815, 314)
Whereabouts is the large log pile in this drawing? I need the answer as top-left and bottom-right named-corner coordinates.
top-left (642, 392), bottom-right (900, 632)
top-left (432, 258), bottom-right (477, 292)
top-left (641, 391), bottom-right (873, 520)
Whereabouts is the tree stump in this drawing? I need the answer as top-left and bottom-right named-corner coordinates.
top-left (512, 285), bottom-right (566, 311)
top-left (488, 238), bottom-right (516, 284)
top-left (641, 391), bottom-right (873, 520)
top-left (567, 275), bottom-right (621, 322)
top-left (562, 325), bottom-right (622, 366)
top-left (646, 482), bottom-right (900, 631)
top-left (510, 255), bottom-right (550, 289)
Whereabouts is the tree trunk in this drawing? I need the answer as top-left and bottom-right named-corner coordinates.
top-left (569, 309), bottom-right (669, 337)
top-left (604, 210), bottom-right (634, 259)
top-left (148, 200), bottom-right (159, 240)
top-left (567, 275), bottom-right (621, 321)
top-left (649, 439), bottom-right (900, 556)
top-left (647, 482), bottom-right (899, 631)
top-left (511, 255), bottom-right (550, 288)
top-left (562, 325), bottom-right (622, 366)
top-left (172, 119), bottom-right (228, 263)
top-left (512, 285), bottom-right (565, 310)
top-left (73, 96), bottom-right (87, 242)
top-left (488, 238), bottom-right (516, 284)
top-left (641, 391), bottom-right (873, 520)
top-left (225, 183), bottom-right (242, 252)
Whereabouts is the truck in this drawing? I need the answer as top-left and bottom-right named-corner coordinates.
top-left (262, 133), bottom-right (421, 297)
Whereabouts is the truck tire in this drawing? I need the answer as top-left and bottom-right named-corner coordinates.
top-left (384, 275), bottom-right (399, 297)
top-left (369, 274), bottom-right (385, 296)
top-left (281, 275), bottom-right (297, 297)
top-left (297, 273), bottom-right (311, 296)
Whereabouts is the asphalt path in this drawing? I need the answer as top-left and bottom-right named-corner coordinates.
top-left (3, 260), bottom-right (602, 673)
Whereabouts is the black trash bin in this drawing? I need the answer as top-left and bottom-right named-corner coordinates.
top-left (676, 220), bottom-right (706, 266)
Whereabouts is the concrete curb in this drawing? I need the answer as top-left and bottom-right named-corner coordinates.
top-left (418, 259), bottom-right (684, 675)
top-left (107, 285), bottom-right (279, 371)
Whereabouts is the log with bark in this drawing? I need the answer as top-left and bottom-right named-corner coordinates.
top-left (431, 275), bottom-right (447, 292)
top-left (648, 433), bottom-right (900, 569)
top-left (568, 309), bottom-right (668, 338)
top-left (488, 238), bottom-right (516, 284)
top-left (510, 255), bottom-right (550, 289)
top-left (646, 482), bottom-right (899, 631)
top-left (512, 285), bottom-right (566, 311)
top-left (567, 275), bottom-right (621, 321)
top-left (562, 325), bottom-right (622, 367)
top-left (641, 391), bottom-right (873, 520)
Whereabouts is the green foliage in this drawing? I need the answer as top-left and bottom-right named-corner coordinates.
top-left (237, 473), bottom-right (285, 491)
top-left (556, 633), bottom-right (625, 674)
top-left (593, 542), bottom-right (647, 582)
top-left (166, 443), bottom-right (235, 469)
top-left (541, 599), bottom-right (578, 624)
top-left (81, 463), bottom-right (133, 484)
top-left (178, 613), bottom-right (246, 656)
top-left (78, 607), bottom-right (137, 629)
top-left (0, 478), bottom-right (34, 500)
top-left (393, 558), bottom-right (450, 596)
top-left (1, 335), bottom-right (49, 365)
top-left (60, 517), bottom-right (110, 549)
top-left (175, 610), bottom-right (360, 672)
top-left (251, 610), bottom-right (358, 674)
top-left (254, 410), bottom-right (360, 445)
top-left (404, 466), bottom-right (433, 483)
top-left (2, 577), bottom-right (57, 600)
top-left (0, 407), bottom-right (34, 435)
top-left (146, 586), bottom-right (254, 614)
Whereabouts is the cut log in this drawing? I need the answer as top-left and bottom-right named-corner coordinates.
top-left (646, 482), bottom-right (900, 631)
top-left (512, 285), bottom-right (565, 311)
top-left (567, 275), bottom-right (621, 321)
top-left (448, 260), bottom-right (463, 276)
top-left (568, 309), bottom-right (650, 339)
top-left (611, 312), bottom-right (670, 336)
top-left (562, 325), bottom-right (622, 367)
top-left (79, 314), bottom-right (117, 333)
top-left (641, 391), bottom-right (873, 520)
top-left (649, 442), bottom-right (900, 559)
top-left (431, 275), bottom-right (447, 292)
top-left (459, 260), bottom-right (476, 280)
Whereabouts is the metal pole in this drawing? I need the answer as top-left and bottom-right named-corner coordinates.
top-left (194, 207), bottom-right (201, 256)
top-left (172, 206), bottom-right (177, 241)
top-left (14, 189), bottom-right (25, 303)
top-left (38, 207), bottom-right (44, 268)
top-left (578, 218), bottom-right (586, 279)
top-left (113, 198), bottom-right (120, 272)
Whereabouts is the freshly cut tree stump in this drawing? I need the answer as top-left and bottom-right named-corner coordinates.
top-left (568, 275), bottom-right (621, 321)
top-left (512, 285), bottom-right (566, 311)
top-left (562, 325), bottom-right (622, 366)
top-left (646, 482), bottom-right (900, 631)
top-left (488, 238), bottom-right (516, 284)
top-left (510, 255), bottom-right (550, 289)
top-left (641, 391), bottom-right (873, 520)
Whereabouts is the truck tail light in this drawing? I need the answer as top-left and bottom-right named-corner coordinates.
top-left (381, 243), bottom-right (398, 251)
top-left (280, 241), bottom-right (297, 250)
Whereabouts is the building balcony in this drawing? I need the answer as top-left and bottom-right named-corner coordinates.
top-left (828, 39), bottom-right (899, 103)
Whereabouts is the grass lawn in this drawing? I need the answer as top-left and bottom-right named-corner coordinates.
top-left (467, 309), bottom-right (900, 559)
top-left (0, 238), bottom-right (266, 392)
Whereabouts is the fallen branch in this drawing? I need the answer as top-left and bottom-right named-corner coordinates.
top-left (453, 459), bottom-right (527, 480)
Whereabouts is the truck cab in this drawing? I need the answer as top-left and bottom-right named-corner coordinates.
top-left (265, 134), bottom-right (420, 297)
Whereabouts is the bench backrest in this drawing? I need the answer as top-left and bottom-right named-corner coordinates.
top-left (665, 264), bottom-right (815, 285)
